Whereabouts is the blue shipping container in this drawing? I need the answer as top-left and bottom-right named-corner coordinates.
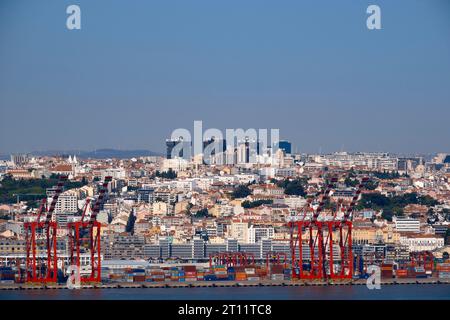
top-left (204, 275), bottom-right (217, 281)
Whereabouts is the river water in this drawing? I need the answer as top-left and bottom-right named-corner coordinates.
top-left (0, 284), bottom-right (449, 300)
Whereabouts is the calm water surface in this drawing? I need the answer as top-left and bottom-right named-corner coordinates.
top-left (0, 285), bottom-right (449, 300)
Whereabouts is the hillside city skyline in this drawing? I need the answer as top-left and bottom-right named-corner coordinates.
top-left (2, 146), bottom-right (448, 160)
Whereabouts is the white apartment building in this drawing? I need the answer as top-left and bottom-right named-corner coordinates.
top-left (101, 168), bottom-right (126, 180)
top-left (399, 235), bottom-right (445, 252)
top-left (215, 175), bottom-right (237, 185)
top-left (210, 149), bottom-right (235, 166)
top-left (54, 191), bottom-right (78, 214)
top-left (314, 152), bottom-right (398, 171)
top-left (162, 158), bottom-right (189, 172)
top-left (252, 185), bottom-right (284, 196)
top-left (195, 177), bottom-right (216, 191)
top-left (55, 211), bottom-right (75, 228)
top-left (237, 144), bottom-right (248, 165)
top-left (229, 222), bottom-right (274, 244)
top-left (366, 157), bottom-right (398, 171)
top-left (175, 179), bottom-right (197, 192)
top-left (230, 222), bottom-right (249, 243)
top-left (280, 197), bottom-right (308, 209)
top-left (248, 225), bottom-right (274, 244)
top-left (217, 204), bottom-right (235, 217)
top-left (394, 217), bottom-right (421, 233)
top-left (152, 201), bottom-right (171, 216)
top-left (77, 185), bottom-right (94, 198)
top-left (259, 167), bottom-right (277, 179)
top-left (236, 174), bottom-right (259, 185)
top-left (276, 168), bottom-right (296, 178)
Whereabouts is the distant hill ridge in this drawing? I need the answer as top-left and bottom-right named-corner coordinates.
top-left (28, 148), bottom-right (162, 159)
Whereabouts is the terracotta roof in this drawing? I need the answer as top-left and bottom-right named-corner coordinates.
top-left (51, 164), bottom-right (73, 172)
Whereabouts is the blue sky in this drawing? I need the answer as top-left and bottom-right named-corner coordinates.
top-left (1, 0), bottom-right (449, 154)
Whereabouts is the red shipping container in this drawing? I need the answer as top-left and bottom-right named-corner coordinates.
top-left (184, 266), bottom-right (197, 272)
top-left (396, 270), bottom-right (408, 278)
top-left (133, 276), bottom-right (146, 282)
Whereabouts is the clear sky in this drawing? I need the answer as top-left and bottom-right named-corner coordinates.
top-left (1, 0), bottom-right (449, 155)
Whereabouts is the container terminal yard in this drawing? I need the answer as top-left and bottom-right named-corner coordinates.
top-left (1, 254), bottom-right (450, 290)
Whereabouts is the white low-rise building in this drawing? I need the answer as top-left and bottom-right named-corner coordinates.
top-left (399, 234), bottom-right (445, 252)
top-left (248, 225), bottom-right (274, 244)
top-left (162, 158), bottom-right (189, 172)
top-left (394, 217), bottom-right (421, 233)
top-left (282, 197), bottom-right (308, 209)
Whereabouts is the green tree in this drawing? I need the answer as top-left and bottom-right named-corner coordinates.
top-left (283, 180), bottom-right (306, 196)
top-left (195, 208), bottom-right (209, 218)
top-left (186, 203), bottom-right (193, 215)
top-left (365, 180), bottom-right (378, 190)
top-left (348, 169), bottom-right (357, 178)
top-left (372, 171), bottom-right (401, 180)
top-left (357, 192), bottom-right (435, 222)
top-left (418, 195), bottom-right (439, 207)
top-left (232, 185), bottom-right (252, 199)
top-left (381, 208), bottom-right (394, 221)
top-left (358, 193), bottom-right (390, 209)
top-left (242, 199), bottom-right (273, 209)
top-left (0, 175), bottom-right (87, 204)
top-left (445, 229), bottom-right (450, 245)
top-left (276, 178), bottom-right (307, 197)
top-left (344, 177), bottom-right (358, 188)
top-left (125, 211), bottom-right (137, 234)
top-left (154, 169), bottom-right (177, 180)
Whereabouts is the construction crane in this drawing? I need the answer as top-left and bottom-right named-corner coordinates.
top-left (67, 176), bottom-right (112, 283)
top-left (12, 193), bottom-right (46, 205)
top-left (24, 176), bottom-right (67, 283)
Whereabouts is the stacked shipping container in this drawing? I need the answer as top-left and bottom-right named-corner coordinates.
top-left (436, 263), bottom-right (450, 279)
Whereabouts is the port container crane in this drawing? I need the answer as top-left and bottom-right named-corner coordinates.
top-left (67, 176), bottom-right (112, 283)
top-left (289, 176), bottom-right (338, 280)
top-left (24, 176), bottom-right (67, 283)
top-left (321, 177), bottom-right (368, 279)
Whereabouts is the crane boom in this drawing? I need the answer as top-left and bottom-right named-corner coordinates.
top-left (35, 198), bottom-right (47, 222)
top-left (89, 176), bottom-right (112, 225)
top-left (44, 176), bottom-right (68, 224)
top-left (80, 199), bottom-right (91, 222)
top-left (342, 177), bottom-right (369, 222)
top-left (312, 176), bottom-right (338, 221)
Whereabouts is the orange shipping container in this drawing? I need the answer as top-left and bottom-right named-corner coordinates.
top-left (235, 273), bottom-right (247, 281)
